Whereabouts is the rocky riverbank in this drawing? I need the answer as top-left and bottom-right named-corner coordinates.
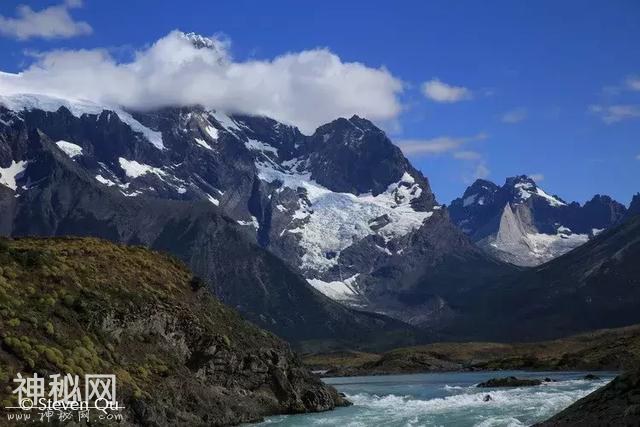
top-left (0, 237), bottom-right (348, 425)
top-left (536, 368), bottom-right (640, 426)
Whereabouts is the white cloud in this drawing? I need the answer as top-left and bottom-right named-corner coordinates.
top-left (501, 108), bottom-right (527, 124)
top-left (626, 75), bottom-right (640, 91)
top-left (397, 133), bottom-right (486, 156)
top-left (473, 162), bottom-right (490, 180)
top-left (0, 1), bottom-right (92, 40)
top-left (529, 173), bottom-right (544, 182)
top-left (398, 134), bottom-right (490, 182)
top-left (421, 79), bottom-right (472, 103)
top-left (453, 150), bottom-right (482, 160)
top-left (398, 137), bottom-right (466, 155)
top-left (589, 104), bottom-right (640, 124)
top-left (0, 31), bottom-right (404, 133)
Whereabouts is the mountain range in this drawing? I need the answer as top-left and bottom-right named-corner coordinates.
top-left (449, 176), bottom-right (628, 266)
top-left (0, 34), bottom-right (638, 349)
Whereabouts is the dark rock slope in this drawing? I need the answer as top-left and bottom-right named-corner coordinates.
top-left (536, 368), bottom-right (640, 427)
top-left (0, 237), bottom-right (347, 425)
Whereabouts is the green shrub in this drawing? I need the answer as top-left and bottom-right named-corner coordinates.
top-left (44, 322), bottom-right (54, 335)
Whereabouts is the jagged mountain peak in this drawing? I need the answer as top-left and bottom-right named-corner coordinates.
top-left (180, 31), bottom-right (219, 50)
top-left (505, 174), bottom-right (537, 186)
top-left (503, 175), bottom-right (566, 207)
top-left (469, 178), bottom-right (498, 189)
top-left (347, 114), bottom-right (379, 130)
top-left (626, 193), bottom-right (640, 219)
top-left (581, 194), bottom-right (627, 226)
top-left (588, 194), bottom-right (617, 203)
top-left (313, 115), bottom-right (383, 140)
top-left (460, 179), bottom-right (499, 203)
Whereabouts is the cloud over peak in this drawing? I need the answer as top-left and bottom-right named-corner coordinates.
top-left (0, 1), bottom-right (92, 40)
top-left (0, 31), bottom-right (404, 133)
top-left (421, 78), bottom-right (472, 103)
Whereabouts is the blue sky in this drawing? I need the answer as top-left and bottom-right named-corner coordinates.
top-left (0, 1), bottom-right (639, 204)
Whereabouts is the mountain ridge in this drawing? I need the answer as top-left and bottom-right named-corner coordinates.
top-left (449, 175), bottom-right (627, 266)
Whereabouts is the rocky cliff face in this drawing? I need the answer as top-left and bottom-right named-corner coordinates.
top-left (0, 237), bottom-right (347, 425)
top-left (449, 176), bottom-right (627, 266)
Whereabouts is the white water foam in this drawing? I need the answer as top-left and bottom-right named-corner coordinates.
top-left (261, 374), bottom-right (613, 427)
top-left (345, 378), bottom-right (609, 426)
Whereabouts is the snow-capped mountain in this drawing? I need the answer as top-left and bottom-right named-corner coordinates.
top-left (1, 93), bottom-right (431, 349)
top-left (449, 175), bottom-right (628, 266)
top-left (0, 90), bottom-right (511, 331)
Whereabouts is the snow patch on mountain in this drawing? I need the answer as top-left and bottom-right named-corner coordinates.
top-left (55, 141), bottom-right (83, 158)
top-left (515, 181), bottom-right (565, 207)
top-left (95, 174), bottom-right (116, 187)
top-left (257, 159), bottom-right (434, 272)
top-left (118, 158), bottom-right (166, 179)
top-left (210, 111), bottom-right (242, 136)
top-left (237, 216), bottom-right (259, 228)
top-left (194, 138), bottom-right (213, 150)
top-left (307, 274), bottom-right (360, 301)
top-left (0, 160), bottom-right (27, 190)
top-left (245, 138), bottom-right (278, 154)
top-left (204, 125), bottom-right (218, 140)
top-left (523, 230), bottom-right (588, 259)
top-left (0, 93), bottom-right (164, 150)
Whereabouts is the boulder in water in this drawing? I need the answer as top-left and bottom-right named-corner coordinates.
top-left (477, 376), bottom-right (542, 388)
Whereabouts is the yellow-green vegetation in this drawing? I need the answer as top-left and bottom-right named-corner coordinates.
top-left (0, 237), bottom-right (192, 388)
top-left (304, 325), bottom-right (640, 376)
top-left (0, 236), bottom-right (333, 424)
top-left (303, 351), bottom-right (380, 370)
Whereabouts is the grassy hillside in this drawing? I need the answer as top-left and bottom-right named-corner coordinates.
top-left (0, 237), bottom-right (345, 425)
top-left (305, 324), bottom-right (640, 376)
